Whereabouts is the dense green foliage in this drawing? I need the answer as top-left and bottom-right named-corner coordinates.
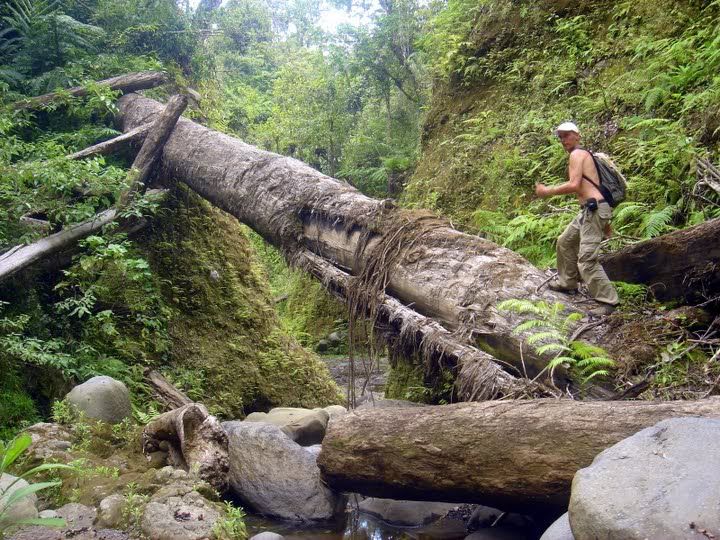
top-left (1, 0), bottom-right (719, 422)
top-left (408, 0), bottom-right (720, 267)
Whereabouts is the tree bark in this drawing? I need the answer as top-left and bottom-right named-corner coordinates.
top-left (66, 124), bottom-right (151, 160)
top-left (14, 71), bottom-right (168, 110)
top-left (0, 190), bottom-right (167, 284)
top-left (317, 397), bottom-right (720, 514)
top-left (117, 94), bottom-right (187, 208)
top-left (114, 94), bottom-right (668, 395)
top-left (602, 218), bottom-right (720, 303)
top-left (146, 369), bottom-right (193, 410)
top-left (142, 403), bottom-right (229, 493)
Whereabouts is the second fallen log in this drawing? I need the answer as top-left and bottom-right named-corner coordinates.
top-left (317, 398), bottom-right (720, 514)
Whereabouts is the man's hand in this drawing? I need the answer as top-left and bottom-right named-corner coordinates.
top-left (535, 183), bottom-right (551, 198)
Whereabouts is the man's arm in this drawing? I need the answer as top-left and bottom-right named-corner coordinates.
top-left (535, 150), bottom-right (584, 198)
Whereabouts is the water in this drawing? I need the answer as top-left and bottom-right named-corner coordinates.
top-left (244, 502), bottom-right (471, 540)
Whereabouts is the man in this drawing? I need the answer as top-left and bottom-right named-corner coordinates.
top-left (535, 121), bottom-right (619, 316)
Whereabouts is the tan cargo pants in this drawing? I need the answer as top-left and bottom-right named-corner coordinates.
top-left (555, 201), bottom-right (619, 306)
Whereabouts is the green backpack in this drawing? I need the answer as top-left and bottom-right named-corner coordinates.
top-left (582, 150), bottom-right (628, 207)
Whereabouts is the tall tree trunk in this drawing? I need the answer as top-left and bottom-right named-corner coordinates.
top-left (317, 398), bottom-right (720, 514)
top-left (115, 94), bottom-right (677, 395)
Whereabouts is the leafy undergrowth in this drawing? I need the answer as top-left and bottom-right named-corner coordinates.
top-left (0, 75), bottom-right (341, 438)
top-left (407, 0), bottom-right (720, 268)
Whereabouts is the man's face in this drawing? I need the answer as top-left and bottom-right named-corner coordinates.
top-left (557, 131), bottom-right (580, 152)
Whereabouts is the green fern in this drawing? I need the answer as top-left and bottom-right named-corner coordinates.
top-left (499, 299), bottom-right (615, 384)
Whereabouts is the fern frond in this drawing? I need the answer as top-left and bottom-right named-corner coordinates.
top-left (640, 205), bottom-right (675, 238)
top-left (513, 319), bottom-right (551, 334)
top-left (536, 342), bottom-right (569, 355)
top-left (526, 330), bottom-right (563, 345)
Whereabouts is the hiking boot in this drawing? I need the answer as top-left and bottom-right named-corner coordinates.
top-left (589, 303), bottom-right (617, 317)
top-left (547, 280), bottom-right (578, 294)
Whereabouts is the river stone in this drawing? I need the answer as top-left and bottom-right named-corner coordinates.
top-left (96, 494), bottom-right (125, 528)
top-left (245, 407), bottom-right (330, 446)
top-left (323, 405), bottom-right (347, 419)
top-left (65, 376), bottom-right (131, 424)
top-left (141, 490), bottom-right (220, 540)
top-left (23, 423), bottom-right (73, 464)
top-left (539, 513), bottom-right (574, 540)
top-left (0, 474), bottom-right (38, 522)
top-left (569, 417), bottom-right (720, 539)
top-left (56, 503), bottom-right (97, 530)
top-left (223, 421), bottom-right (347, 521)
top-left (249, 533), bottom-right (285, 540)
top-left (358, 498), bottom-right (457, 526)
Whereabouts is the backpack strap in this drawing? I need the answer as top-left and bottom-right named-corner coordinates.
top-left (578, 147), bottom-right (602, 189)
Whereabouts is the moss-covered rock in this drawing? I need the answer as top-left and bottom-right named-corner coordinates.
top-left (139, 188), bottom-right (341, 417)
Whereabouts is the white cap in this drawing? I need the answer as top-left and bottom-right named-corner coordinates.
top-left (554, 121), bottom-right (580, 135)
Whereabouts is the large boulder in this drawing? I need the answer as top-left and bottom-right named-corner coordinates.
top-left (358, 498), bottom-right (457, 527)
top-left (65, 376), bottom-right (131, 424)
top-left (570, 417), bottom-right (720, 539)
top-left (540, 513), bottom-right (574, 540)
top-left (223, 421), bottom-right (347, 521)
top-left (0, 473), bottom-right (39, 523)
top-left (244, 407), bottom-right (331, 446)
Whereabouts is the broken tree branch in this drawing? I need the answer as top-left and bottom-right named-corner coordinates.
top-left (601, 218), bottom-right (720, 302)
top-left (146, 369), bottom-right (193, 410)
top-left (66, 124), bottom-right (151, 160)
top-left (142, 403), bottom-right (229, 493)
top-left (117, 94), bottom-right (187, 208)
top-left (0, 189), bottom-right (167, 284)
top-left (13, 71), bottom-right (168, 110)
top-left (295, 249), bottom-right (545, 399)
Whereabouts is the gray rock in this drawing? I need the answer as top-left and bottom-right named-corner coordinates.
top-left (249, 533), bottom-right (285, 540)
top-left (56, 503), bottom-right (97, 530)
top-left (65, 376), bottom-right (131, 424)
top-left (315, 339), bottom-right (330, 353)
top-left (141, 490), bottom-right (220, 540)
top-left (322, 405), bottom-right (347, 419)
top-left (96, 495), bottom-right (125, 528)
top-left (223, 421), bottom-right (347, 521)
top-left (0, 474), bottom-right (39, 523)
top-left (358, 498), bottom-right (457, 527)
top-left (570, 417), bottom-right (720, 539)
top-left (38, 509), bottom-right (59, 519)
top-left (540, 513), bottom-right (574, 540)
top-left (245, 407), bottom-right (330, 446)
top-left (23, 423), bottom-right (73, 463)
top-left (327, 331), bottom-right (344, 345)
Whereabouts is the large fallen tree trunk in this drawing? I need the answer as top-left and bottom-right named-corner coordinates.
top-left (14, 71), bottom-right (167, 110)
top-left (116, 94), bottom-right (698, 394)
top-left (602, 217), bottom-right (720, 303)
top-left (116, 94), bottom-right (589, 390)
top-left (317, 397), bottom-right (720, 514)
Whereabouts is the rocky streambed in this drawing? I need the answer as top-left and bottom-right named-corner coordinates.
top-left (3, 373), bottom-right (720, 540)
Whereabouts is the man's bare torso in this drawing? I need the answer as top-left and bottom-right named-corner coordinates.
top-left (570, 148), bottom-right (604, 204)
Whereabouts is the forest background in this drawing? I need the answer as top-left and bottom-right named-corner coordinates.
top-left (1, 0), bottom-right (719, 438)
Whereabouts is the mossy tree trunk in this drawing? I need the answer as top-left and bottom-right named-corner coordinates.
top-left (318, 397), bottom-right (720, 514)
